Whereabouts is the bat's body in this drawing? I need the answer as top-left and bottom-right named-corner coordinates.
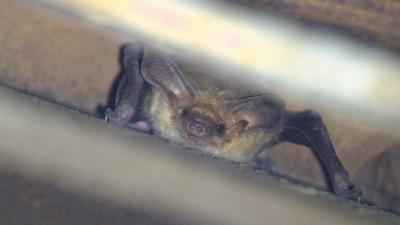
top-left (142, 76), bottom-right (281, 162)
top-left (105, 43), bottom-right (360, 199)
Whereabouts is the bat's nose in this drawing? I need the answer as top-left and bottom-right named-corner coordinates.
top-left (186, 120), bottom-right (207, 138)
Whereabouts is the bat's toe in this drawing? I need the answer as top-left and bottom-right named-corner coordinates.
top-left (338, 185), bottom-right (363, 201)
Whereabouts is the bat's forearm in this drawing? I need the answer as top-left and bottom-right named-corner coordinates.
top-left (105, 44), bottom-right (145, 125)
top-left (280, 110), bottom-right (360, 198)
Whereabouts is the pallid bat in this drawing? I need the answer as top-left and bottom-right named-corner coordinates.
top-left (105, 43), bottom-right (360, 199)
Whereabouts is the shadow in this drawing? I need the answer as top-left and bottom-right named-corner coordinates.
top-left (354, 144), bottom-right (400, 214)
top-left (96, 45), bottom-right (128, 117)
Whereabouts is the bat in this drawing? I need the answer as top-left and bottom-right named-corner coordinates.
top-left (105, 43), bottom-right (360, 199)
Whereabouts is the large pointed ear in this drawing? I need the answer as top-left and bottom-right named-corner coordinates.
top-left (220, 94), bottom-right (285, 133)
top-left (140, 47), bottom-right (196, 107)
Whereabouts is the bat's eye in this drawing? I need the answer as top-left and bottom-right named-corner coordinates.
top-left (215, 124), bottom-right (225, 136)
top-left (181, 108), bottom-right (189, 117)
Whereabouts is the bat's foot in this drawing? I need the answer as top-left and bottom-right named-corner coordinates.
top-left (105, 108), bottom-right (152, 133)
top-left (341, 185), bottom-right (362, 201)
top-left (332, 172), bottom-right (362, 200)
top-left (104, 106), bottom-right (135, 125)
top-left (253, 158), bottom-right (278, 174)
top-left (104, 107), bottom-right (116, 122)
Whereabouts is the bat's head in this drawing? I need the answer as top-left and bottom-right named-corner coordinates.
top-left (141, 47), bottom-right (285, 161)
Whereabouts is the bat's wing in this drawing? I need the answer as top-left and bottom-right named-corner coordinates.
top-left (280, 110), bottom-right (361, 199)
top-left (105, 44), bottom-right (145, 125)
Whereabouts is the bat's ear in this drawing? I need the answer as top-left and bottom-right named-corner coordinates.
top-left (140, 47), bottom-right (196, 107)
top-left (221, 94), bottom-right (285, 133)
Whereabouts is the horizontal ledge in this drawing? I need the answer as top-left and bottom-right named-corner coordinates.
top-left (0, 86), bottom-right (398, 224)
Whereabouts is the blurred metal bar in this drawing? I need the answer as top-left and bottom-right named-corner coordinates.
top-left (32, 0), bottom-right (400, 133)
top-left (0, 87), bottom-right (398, 224)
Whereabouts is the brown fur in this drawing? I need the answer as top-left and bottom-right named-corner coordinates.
top-left (142, 73), bottom-right (282, 162)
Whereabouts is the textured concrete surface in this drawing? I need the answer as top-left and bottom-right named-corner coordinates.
top-left (0, 0), bottom-right (399, 223)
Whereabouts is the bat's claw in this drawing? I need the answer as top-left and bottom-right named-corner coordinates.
top-left (332, 172), bottom-right (362, 200)
top-left (337, 185), bottom-right (362, 201)
top-left (104, 107), bottom-right (123, 124)
top-left (104, 105), bottom-right (135, 126)
top-left (105, 108), bottom-right (152, 133)
top-left (104, 108), bottom-right (114, 122)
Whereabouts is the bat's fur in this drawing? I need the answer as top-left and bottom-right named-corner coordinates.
top-left (106, 44), bottom-right (360, 198)
top-left (141, 74), bottom-right (283, 162)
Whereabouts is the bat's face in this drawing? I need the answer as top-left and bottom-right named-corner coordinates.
top-left (107, 43), bottom-right (358, 198)
top-left (177, 104), bottom-right (226, 148)
top-left (141, 47), bottom-right (285, 161)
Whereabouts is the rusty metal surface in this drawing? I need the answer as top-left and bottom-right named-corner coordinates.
top-left (0, 0), bottom-right (399, 223)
